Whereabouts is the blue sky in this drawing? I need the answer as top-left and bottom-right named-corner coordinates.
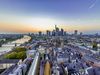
top-left (0, 0), bottom-right (100, 34)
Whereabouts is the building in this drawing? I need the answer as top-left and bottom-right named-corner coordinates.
top-left (0, 59), bottom-right (22, 70)
top-left (0, 65), bottom-right (17, 75)
top-left (80, 32), bottom-right (82, 35)
top-left (64, 31), bottom-right (67, 36)
top-left (50, 25), bottom-right (66, 36)
top-left (46, 30), bottom-right (51, 36)
top-left (55, 25), bottom-right (60, 36)
top-left (52, 30), bottom-right (56, 36)
top-left (74, 30), bottom-right (78, 36)
top-left (61, 28), bottom-right (64, 36)
top-left (38, 31), bottom-right (42, 36)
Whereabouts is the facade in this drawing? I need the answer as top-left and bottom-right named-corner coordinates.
top-left (0, 59), bottom-right (22, 70)
top-left (61, 28), bottom-right (64, 36)
top-left (39, 31), bottom-right (42, 36)
top-left (46, 30), bottom-right (51, 36)
top-left (52, 30), bottom-right (56, 36)
top-left (51, 25), bottom-right (66, 36)
top-left (74, 30), bottom-right (78, 35)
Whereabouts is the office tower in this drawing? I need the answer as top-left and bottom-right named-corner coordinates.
top-left (55, 25), bottom-right (59, 36)
top-left (80, 32), bottom-right (82, 36)
top-left (64, 31), bottom-right (67, 36)
top-left (55, 25), bottom-right (59, 32)
top-left (39, 31), bottom-right (42, 36)
top-left (46, 30), bottom-right (51, 36)
top-left (52, 30), bottom-right (56, 36)
top-left (61, 28), bottom-right (64, 36)
top-left (74, 30), bottom-right (78, 35)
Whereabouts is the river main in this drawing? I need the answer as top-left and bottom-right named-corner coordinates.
top-left (0, 35), bottom-right (31, 55)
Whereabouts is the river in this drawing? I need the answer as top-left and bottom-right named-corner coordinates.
top-left (0, 35), bottom-right (31, 55)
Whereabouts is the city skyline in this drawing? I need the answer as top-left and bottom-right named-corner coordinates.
top-left (0, 0), bottom-right (100, 34)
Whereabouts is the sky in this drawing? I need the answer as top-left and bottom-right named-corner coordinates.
top-left (0, 0), bottom-right (100, 34)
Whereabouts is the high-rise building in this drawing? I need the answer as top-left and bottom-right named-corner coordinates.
top-left (61, 28), bottom-right (64, 36)
top-left (55, 25), bottom-right (59, 36)
top-left (74, 30), bottom-right (78, 35)
top-left (64, 31), bottom-right (67, 36)
top-left (52, 30), bottom-right (56, 36)
top-left (46, 30), bottom-right (51, 36)
top-left (80, 32), bottom-right (82, 36)
top-left (55, 26), bottom-right (59, 32)
top-left (52, 25), bottom-right (66, 36)
top-left (38, 31), bottom-right (42, 36)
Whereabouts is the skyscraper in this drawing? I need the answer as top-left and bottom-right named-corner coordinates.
top-left (52, 30), bottom-right (56, 36)
top-left (61, 28), bottom-right (64, 36)
top-left (74, 30), bottom-right (78, 35)
top-left (38, 31), bottom-right (42, 36)
top-left (46, 30), bottom-right (51, 36)
top-left (55, 25), bottom-right (59, 36)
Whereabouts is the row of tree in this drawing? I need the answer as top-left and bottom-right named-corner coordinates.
top-left (5, 47), bottom-right (27, 60)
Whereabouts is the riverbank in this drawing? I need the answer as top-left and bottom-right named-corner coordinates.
top-left (0, 35), bottom-right (31, 56)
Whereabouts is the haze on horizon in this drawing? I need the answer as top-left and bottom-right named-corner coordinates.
top-left (0, 0), bottom-right (100, 34)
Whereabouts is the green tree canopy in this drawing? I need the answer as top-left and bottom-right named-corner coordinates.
top-left (5, 47), bottom-right (27, 60)
top-left (16, 51), bottom-right (26, 59)
top-left (5, 52), bottom-right (17, 59)
top-left (13, 47), bottom-right (26, 52)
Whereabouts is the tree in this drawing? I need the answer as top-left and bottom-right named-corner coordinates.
top-left (93, 42), bottom-right (98, 51)
top-left (5, 47), bottom-right (27, 59)
top-left (16, 51), bottom-right (26, 60)
top-left (5, 52), bottom-right (17, 59)
top-left (13, 47), bottom-right (26, 52)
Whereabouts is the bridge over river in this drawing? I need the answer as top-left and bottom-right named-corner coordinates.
top-left (0, 35), bottom-right (31, 55)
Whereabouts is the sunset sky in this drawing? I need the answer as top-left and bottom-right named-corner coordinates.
top-left (0, 0), bottom-right (100, 34)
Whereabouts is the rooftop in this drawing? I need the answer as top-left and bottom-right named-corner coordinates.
top-left (0, 59), bottom-right (20, 64)
top-left (0, 65), bottom-right (17, 75)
